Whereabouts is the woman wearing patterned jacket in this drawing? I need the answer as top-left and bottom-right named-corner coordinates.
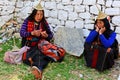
top-left (20, 2), bottom-right (53, 80)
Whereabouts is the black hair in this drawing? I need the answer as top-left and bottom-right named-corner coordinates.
top-left (27, 9), bottom-right (48, 31)
top-left (94, 18), bottom-right (111, 30)
top-left (94, 17), bottom-right (113, 39)
top-left (27, 9), bottom-right (45, 22)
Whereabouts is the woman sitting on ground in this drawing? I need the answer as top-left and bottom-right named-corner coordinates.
top-left (20, 2), bottom-right (53, 79)
top-left (84, 9), bottom-right (118, 71)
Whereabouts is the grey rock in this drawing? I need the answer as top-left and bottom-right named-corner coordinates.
top-left (54, 27), bottom-right (85, 56)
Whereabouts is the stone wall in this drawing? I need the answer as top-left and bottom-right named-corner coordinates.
top-left (0, 0), bottom-right (120, 44)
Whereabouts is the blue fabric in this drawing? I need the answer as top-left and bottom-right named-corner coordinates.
top-left (20, 19), bottom-right (31, 37)
top-left (20, 18), bottom-right (53, 41)
top-left (85, 30), bottom-right (116, 48)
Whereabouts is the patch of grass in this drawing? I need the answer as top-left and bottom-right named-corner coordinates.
top-left (0, 39), bottom-right (114, 80)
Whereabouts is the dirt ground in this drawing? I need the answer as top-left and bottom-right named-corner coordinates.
top-left (109, 58), bottom-right (120, 80)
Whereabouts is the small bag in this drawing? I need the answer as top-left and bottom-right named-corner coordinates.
top-left (4, 46), bottom-right (30, 64)
top-left (38, 39), bottom-right (66, 62)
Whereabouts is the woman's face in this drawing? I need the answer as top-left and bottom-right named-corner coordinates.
top-left (96, 19), bottom-right (104, 29)
top-left (34, 10), bottom-right (43, 22)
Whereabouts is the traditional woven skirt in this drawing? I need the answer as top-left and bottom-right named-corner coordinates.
top-left (84, 42), bottom-right (114, 71)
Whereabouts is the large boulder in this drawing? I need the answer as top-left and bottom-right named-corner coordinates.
top-left (54, 27), bottom-right (85, 57)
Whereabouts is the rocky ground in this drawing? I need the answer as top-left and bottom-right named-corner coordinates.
top-left (109, 58), bottom-right (120, 80)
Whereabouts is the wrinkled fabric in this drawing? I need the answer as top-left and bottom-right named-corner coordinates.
top-left (4, 46), bottom-right (30, 64)
top-left (38, 39), bottom-right (66, 62)
top-left (84, 42), bottom-right (114, 71)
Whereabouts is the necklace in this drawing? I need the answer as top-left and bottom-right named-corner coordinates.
top-left (34, 22), bottom-right (39, 30)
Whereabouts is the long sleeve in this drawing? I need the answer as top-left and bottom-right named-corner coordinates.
top-left (99, 32), bottom-right (116, 48)
top-left (46, 25), bottom-right (53, 41)
top-left (85, 30), bottom-right (98, 43)
top-left (20, 19), bottom-right (31, 37)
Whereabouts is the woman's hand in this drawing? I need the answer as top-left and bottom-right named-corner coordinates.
top-left (31, 30), bottom-right (41, 37)
top-left (99, 27), bottom-right (106, 35)
top-left (107, 48), bottom-right (111, 53)
top-left (41, 31), bottom-right (48, 38)
top-left (95, 25), bottom-right (99, 32)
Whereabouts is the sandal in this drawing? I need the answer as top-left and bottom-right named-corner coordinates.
top-left (31, 66), bottom-right (42, 80)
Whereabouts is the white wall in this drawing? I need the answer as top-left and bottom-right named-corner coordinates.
top-left (0, 0), bottom-right (120, 43)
